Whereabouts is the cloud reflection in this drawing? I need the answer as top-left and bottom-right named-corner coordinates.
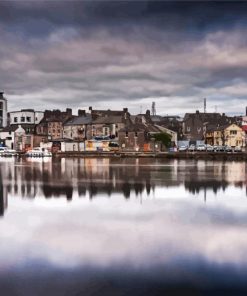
top-left (0, 158), bottom-right (247, 294)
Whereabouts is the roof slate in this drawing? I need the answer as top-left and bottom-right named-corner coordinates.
top-left (64, 115), bottom-right (92, 126)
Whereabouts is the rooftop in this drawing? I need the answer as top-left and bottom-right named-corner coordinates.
top-left (64, 114), bottom-right (92, 126)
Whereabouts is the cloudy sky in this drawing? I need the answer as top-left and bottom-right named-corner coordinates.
top-left (1, 1), bottom-right (247, 115)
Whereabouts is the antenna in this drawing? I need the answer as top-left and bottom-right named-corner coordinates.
top-left (151, 101), bottom-right (156, 116)
top-left (204, 98), bottom-right (206, 113)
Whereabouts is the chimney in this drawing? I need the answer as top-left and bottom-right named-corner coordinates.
top-left (146, 109), bottom-right (151, 117)
top-left (66, 108), bottom-right (72, 116)
top-left (123, 108), bottom-right (128, 113)
top-left (0, 91), bottom-right (4, 99)
top-left (78, 109), bottom-right (86, 116)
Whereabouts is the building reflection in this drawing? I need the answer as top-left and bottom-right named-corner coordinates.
top-left (0, 172), bottom-right (8, 217)
top-left (0, 158), bottom-right (246, 210)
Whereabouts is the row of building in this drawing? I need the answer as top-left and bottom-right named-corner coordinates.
top-left (0, 91), bottom-right (246, 152)
top-left (0, 92), bottom-right (178, 152)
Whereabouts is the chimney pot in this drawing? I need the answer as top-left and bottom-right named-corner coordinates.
top-left (78, 109), bottom-right (86, 116)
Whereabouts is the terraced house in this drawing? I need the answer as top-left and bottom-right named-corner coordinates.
top-left (63, 111), bottom-right (92, 141)
top-left (205, 123), bottom-right (245, 147)
top-left (36, 108), bottom-right (73, 140)
top-left (90, 108), bottom-right (131, 139)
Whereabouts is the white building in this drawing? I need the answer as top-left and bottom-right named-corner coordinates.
top-left (0, 92), bottom-right (8, 128)
top-left (0, 126), bottom-right (15, 149)
top-left (9, 109), bottom-right (44, 125)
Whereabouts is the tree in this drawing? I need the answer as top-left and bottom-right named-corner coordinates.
top-left (151, 132), bottom-right (172, 147)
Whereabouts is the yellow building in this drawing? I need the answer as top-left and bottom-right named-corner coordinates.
top-left (206, 124), bottom-right (245, 147)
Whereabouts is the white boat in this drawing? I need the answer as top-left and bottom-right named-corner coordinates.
top-left (0, 147), bottom-right (17, 157)
top-left (26, 147), bottom-right (52, 157)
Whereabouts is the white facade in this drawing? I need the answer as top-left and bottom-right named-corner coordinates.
top-left (0, 130), bottom-right (15, 149)
top-left (242, 116), bottom-right (247, 126)
top-left (9, 109), bottom-right (44, 125)
top-left (0, 92), bottom-right (8, 128)
top-left (61, 142), bottom-right (85, 152)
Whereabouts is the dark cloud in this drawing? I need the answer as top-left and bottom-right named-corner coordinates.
top-left (0, 1), bottom-right (247, 114)
top-left (1, 1), bottom-right (247, 31)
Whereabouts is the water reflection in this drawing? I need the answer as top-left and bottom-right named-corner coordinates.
top-left (0, 158), bottom-right (247, 294)
top-left (0, 158), bottom-right (247, 207)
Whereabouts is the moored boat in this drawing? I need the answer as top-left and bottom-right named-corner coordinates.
top-left (25, 147), bottom-right (52, 157)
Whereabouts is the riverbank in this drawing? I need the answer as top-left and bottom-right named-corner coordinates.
top-left (52, 151), bottom-right (247, 161)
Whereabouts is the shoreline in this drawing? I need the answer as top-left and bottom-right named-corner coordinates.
top-left (52, 151), bottom-right (247, 161)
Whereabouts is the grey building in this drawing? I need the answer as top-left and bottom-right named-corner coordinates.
top-left (0, 92), bottom-right (8, 128)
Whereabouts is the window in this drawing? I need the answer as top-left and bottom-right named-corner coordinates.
top-left (135, 132), bottom-right (138, 137)
top-left (103, 127), bottom-right (109, 136)
top-left (26, 116), bottom-right (31, 122)
top-left (230, 130), bottom-right (237, 135)
top-left (187, 126), bottom-right (190, 132)
top-left (125, 131), bottom-right (128, 137)
top-left (21, 117), bottom-right (25, 122)
top-left (14, 117), bottom-right (18, 123)
top-left (0, 102), bottom-right (3, 109)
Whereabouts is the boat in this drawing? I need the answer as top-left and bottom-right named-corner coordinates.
top-left (0, 147), bottom-right (17, 157)
top-left (25, 147), bottom-right (52, 157)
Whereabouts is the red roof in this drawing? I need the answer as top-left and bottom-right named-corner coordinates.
top-left (242, 125), bottom-right (247, 132)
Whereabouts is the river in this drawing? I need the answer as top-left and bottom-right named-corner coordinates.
top-left (0, 157), bottom-right (247, 295)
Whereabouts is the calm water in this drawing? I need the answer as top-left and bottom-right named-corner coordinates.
top-left (1, 157), bottom-right (247, 295)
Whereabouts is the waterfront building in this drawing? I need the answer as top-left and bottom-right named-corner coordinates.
top-left (9, 109), bottom-right (43, 126)
top-left (36, 108), bottom-right (73, 140)
top-left (91, 108), bottom-right (131, 139)
top-left (183, 110), bottom-right (234, 141)
top-left (13, 124), bottom-right (45, 151)
top-left (0, 92), bottom-right (8, 128)
top-left (63, 110), bottom-right (92, 141)
top-left (0, 126), bottom-right (16, 149)
top-left (118, 117), bottom-right (177, 151)
top-left (205, 123), bottom-right (245, 147)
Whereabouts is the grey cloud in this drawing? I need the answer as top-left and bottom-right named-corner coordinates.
top-left (0, 2), bottom-right (247, 114)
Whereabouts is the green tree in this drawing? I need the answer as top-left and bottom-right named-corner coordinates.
top-left (151, 132), bottom-right (172, 147)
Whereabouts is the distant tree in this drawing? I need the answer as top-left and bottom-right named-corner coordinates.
top-left (151, 132), bottom-right (172, 147)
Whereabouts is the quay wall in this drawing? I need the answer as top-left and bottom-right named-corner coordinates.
top-left (52, 151), bottom-right (247, 161)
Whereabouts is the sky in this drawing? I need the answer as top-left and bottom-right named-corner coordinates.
top-left (1, 1), bottom-right (247, 115)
